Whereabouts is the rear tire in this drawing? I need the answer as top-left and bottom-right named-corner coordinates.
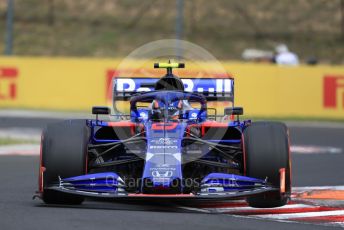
top-left (41, 120), bottom-right (90, 205)
top-left (244, 122), bottom-right (291, 208)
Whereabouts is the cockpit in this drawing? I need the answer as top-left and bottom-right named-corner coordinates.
top-left (130, 91), bottom-right (207, 122)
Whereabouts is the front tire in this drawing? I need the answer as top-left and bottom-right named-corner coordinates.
top-left (244, 122), bottom-right (291, 208)
top-left (41, 120), bottom-right (90, 204)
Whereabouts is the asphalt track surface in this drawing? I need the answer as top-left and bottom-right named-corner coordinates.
top-left (0, 116), bottom-right (343, 230)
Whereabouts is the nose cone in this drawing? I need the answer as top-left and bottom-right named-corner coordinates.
top-left (141, 122), bottom-right (187, 194)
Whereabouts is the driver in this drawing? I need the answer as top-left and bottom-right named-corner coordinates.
top-left (151, 74), bottom-right (192, 120)
top-left (152, 99), bottom-right (183, 120)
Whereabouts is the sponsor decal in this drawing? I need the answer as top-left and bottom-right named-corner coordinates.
top-left (149, 167), bottom-right (176, 181)
top-left (150, 138), bottom-right (177, 145)
top-left (191, 112), bottom-right (198, 118)
top-left (152, 170), bottom-right (173, 177)
top-left (150, 167), bottom-right (176, 172)
top-left (151, 122), bottom-right (178, 131)
top-left (149, 145), bottom-right (178, 149)
top-left (139, 111), bottom-right (148, 119)
top-left (0, 67), bottom-right (18, 100)
top-left (323, 75), bottom-right (344, 109)
top-left (114, 78), bottom-right (233, 94)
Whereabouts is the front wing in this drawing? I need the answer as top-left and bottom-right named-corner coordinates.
top-left (44, 186), bottom-right (278, 201)
top-left (39, 172), bottom-right (279, 201)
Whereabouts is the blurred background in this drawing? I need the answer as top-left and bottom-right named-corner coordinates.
top-left (0, 0), bottom-right (343, 64)
top-left (0, 0), bottom-right (344, 117)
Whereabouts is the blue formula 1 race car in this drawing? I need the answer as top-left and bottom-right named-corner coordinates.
top-left (36, 62), bottom-right (291, 208)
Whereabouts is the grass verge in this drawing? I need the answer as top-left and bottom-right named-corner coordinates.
top-left (0, 138), bottom-right (39, 146)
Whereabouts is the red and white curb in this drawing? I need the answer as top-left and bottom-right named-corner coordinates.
top-left (181, 186), bottom-right (344, 228)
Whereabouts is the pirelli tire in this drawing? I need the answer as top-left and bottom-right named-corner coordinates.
top-left (244, 122), bottom-right (291, 208)
top-left (41, 120), bottom-right (90, 205)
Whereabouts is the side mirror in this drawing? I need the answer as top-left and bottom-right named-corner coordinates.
top-left (92, 106), bottom-right (110, 115)
top-left (224, 107), bottom-right (244, 116)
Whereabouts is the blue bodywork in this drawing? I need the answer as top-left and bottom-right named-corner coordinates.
top-left (61, 173), bottom-right (124, 193)
top-left (141, 121), bottom-right (186, 191)
top-left (48, 77), bottom-right (278, 199)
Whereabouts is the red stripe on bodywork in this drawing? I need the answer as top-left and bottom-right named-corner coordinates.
top-left (151, 122), bottom-right (178, 131)
top-left (201, 121), bottom-right (230, 127)
top-left (200, 121), bottom-right (230, 136)
top-left (106, 121), bottom-right (136, 127)
top-left (106, 121), bottom-right (139, 135)
top-left (105, 121), bottom-right (144, 136)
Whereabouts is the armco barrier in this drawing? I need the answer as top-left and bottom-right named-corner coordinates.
top-left (0, 56), bottom-right (343, 119)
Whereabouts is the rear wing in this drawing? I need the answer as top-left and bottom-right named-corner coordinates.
top-left (113, 77), bottom-right (234, 103)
